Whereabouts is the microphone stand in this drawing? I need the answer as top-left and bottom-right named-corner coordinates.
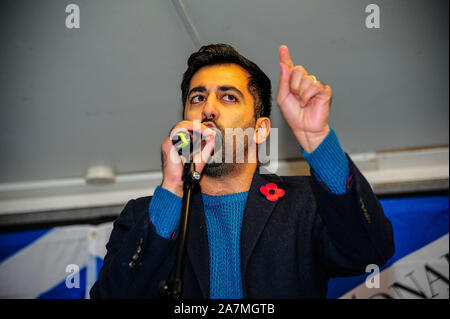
top-left (159, 160), bottom-right (201, 300)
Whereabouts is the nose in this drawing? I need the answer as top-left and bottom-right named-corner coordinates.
top-left (201, 95), bottom-right (219, 122)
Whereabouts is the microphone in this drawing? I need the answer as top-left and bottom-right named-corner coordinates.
top-left (172, 131), bottom-right (191, 155)
top-left (171, 131), bottom-right (201, 157)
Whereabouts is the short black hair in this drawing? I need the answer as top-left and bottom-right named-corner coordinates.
top-left (181, 43), bottom-right (272, 119)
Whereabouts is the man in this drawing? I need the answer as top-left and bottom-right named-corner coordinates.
top-left (90, 44), bottom-right (394, 299)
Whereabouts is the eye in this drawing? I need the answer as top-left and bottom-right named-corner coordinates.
top-left (223, 94), bottom-right (238, 102)
top-left (190, 95), bottom-right (205, 104)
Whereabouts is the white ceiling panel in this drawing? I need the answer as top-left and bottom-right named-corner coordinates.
top-left (0, 0), bottom-right (448, 185)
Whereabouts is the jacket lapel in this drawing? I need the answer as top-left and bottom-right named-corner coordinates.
top-left (240, 171), bottom-right (284, 284)
top-left (185, 187), bottom-right (210, 298)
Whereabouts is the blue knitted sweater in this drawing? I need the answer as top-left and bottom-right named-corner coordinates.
top-left (148, 127), bottom-right (349, 298)
top-left (202, 192), bottom-right (248, 298)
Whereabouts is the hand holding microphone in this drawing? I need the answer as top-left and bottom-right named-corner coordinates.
top-left (160, 121), bottom-right (216, 197)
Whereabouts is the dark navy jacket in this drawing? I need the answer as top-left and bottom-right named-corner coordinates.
top-left (90, 156), bottom-right (394, 298)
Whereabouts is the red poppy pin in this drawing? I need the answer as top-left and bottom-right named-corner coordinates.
top-left (260, 183), bottom-right (285, 201)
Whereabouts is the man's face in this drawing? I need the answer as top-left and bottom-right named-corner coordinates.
top-left (183, 63), bottom-right (257, 177)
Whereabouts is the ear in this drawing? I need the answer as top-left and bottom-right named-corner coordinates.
top-left (253, 117), bottom-right (271, 144)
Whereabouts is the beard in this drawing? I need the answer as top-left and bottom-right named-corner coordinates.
top-left (202, 162), bottom-right (235, 178)
top-left (202, 120), bottom-right (254, 178)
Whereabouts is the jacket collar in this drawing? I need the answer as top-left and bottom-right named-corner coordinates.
top-left (185, 169), bottom-right (284, 298)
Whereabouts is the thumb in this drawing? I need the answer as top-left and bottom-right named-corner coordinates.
top-left (277, 62), bottom-right (291, 103)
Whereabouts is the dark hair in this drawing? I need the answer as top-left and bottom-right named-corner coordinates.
top-left (181, 43), bottom-right (272, 119)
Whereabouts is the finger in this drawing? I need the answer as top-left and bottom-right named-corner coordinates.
top-left (196, 133), bottom-right (216, 169)
top-left (299, 83), bottom-right (321, 107)
top-left (277, 62), bottom-right (291, 104)
top-left (192, 131), bottom-right (215, 167)
top-left (162, 137), bottom-right (183, 165)
top-left (171, 120), bottom-right (208, 135)
top-left (170, 121), bottom-right (212, 139)
top-left (279, 45), bottom-right (294, 70)
top-left (298, 75), bottom-right (315, 104)
top-left (289, 66), bottom-right (306, 94)
top-left (170, 143), bottom-right (185, 165)
top-left (173, 120), bottom-right (209, 132)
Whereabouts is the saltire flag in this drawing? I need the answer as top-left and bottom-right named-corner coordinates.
top-left (0, 195), bottom-right (448, 299)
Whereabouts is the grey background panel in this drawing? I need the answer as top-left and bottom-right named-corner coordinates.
top-left (0, 0), bottom-right (448, 183)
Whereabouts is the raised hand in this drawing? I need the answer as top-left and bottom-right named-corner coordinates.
top-left (276, 45), bottom-right (332, 153)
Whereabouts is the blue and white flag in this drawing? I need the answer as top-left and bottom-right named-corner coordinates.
top-left (327, 196), bottom-right (449, 299)
top-left (0, 195), bottom-right (448, 299)
top-left (0, 223), bottom-right (112, 299)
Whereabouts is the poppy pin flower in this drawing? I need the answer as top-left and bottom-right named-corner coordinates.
top-left (260, 183), bottom-right (285, 201)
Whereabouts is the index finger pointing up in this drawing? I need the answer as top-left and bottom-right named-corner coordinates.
top-left (279, 45), bottom-right (294, 70)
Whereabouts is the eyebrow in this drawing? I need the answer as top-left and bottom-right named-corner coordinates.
top-left (188, 86), bottom-right (245, 101)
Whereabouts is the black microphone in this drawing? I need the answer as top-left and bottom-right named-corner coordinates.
top-left (171, 131), bottom-right (191, 155)
top-left (171, 131), bottom-right (202, 157)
